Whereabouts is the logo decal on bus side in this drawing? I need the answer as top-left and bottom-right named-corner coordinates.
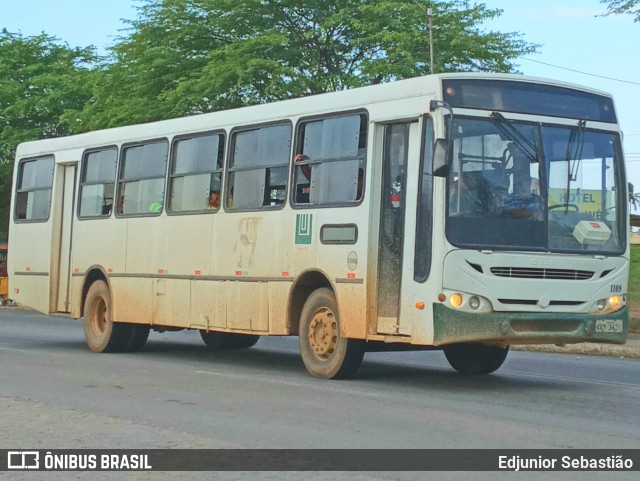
top-left (295, 214), bottom-right (313, 245)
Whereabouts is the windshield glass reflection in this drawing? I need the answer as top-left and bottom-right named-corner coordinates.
top-left (446, 116), bottom-right (624, 254)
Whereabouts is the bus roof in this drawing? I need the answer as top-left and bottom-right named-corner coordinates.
top-left (15, 72), bottom-right (615, 159)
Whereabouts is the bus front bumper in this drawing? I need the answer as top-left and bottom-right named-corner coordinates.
top-left (432, 304), bottom-right (628, 347)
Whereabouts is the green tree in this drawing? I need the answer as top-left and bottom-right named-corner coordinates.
top-left (0, 29), bottom-right (97, 238)
top-left (601, 0), bottom-right (640, 21)
top-left (73, 0), bottom-right (538, 131)
top-left (0, 161), bottom-right (11, 241)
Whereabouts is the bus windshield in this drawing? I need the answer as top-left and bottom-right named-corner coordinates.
top-left (446, 115), bottom-right (625, 254)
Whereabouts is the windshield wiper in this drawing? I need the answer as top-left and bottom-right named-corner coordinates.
top-left (567, 119), bottom-right (586, 182)
top-left (562, 119), bottom-right (587, 212)
top-left (490, 112), bottom-right (540, 162)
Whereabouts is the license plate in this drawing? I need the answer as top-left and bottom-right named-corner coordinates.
top-left (595, 319), bottom-right (623, 333)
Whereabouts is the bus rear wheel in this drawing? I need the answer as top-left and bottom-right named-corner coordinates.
top-left (443, 343), bottom-right (509, 375)
top-left (83, 280), bottom-right (132, 353)
top-left (299, 288), bottom-right (365, 379)
top-left (199, 330), bottom-right (260, 349)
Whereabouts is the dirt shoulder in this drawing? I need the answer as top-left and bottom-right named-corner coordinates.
top-left (513, 333), bottom-right (640, 359)
top-left (626, 299), bottom-right (640, 333)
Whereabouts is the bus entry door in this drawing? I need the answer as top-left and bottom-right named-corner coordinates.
top-left (376, 122), bottom-right (418, 335)
top-left (54, 164), bottom-right (77, 313)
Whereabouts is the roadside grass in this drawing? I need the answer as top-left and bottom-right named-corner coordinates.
top-left (628, 245), bottom-right (640, 332)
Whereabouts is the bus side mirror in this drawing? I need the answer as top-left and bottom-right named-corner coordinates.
top-left (433, 138), bottom-right (450, 177)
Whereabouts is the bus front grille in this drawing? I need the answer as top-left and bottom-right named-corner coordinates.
top-left (490, 267), bottom-right (594, 280)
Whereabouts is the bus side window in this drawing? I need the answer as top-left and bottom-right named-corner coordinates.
top-left (14, 156), bottom-right (55, 222)
top-left (79, 148), bottom-right (118, 218)
top-left (168, 132), bottom-right (224, 213)
top-left (118, 141), bottom-right (168, 216)
top-left (226, 123), bottom-right (291, 211)
top-left (293, 113), bottom-right (367, 206)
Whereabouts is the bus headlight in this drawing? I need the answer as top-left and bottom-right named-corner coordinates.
top-left (592, 295), bottom-right (624, 313)
top-left (450, 293), bottom-right (463, 309)
top-left (608, 295), bottom-right (622, 310)
top-left (469, 296), bottom-right (480, 310)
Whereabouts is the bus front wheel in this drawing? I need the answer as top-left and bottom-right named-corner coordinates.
top-left (299, 288), bottom-right (365, 379)
top-left (83, 280), bottom-right (134, 353)
top-left (443, 343), bottom-right (509, 375)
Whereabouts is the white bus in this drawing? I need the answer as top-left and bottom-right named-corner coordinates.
top-left (8, 73), bottom-right (629, 378)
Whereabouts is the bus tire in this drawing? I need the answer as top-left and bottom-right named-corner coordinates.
top-left (200, 330), bottom-right (259, 349)
top-left (299, 288), bottom-right (365, 379)
top-left (124, 324), bottom-right (150, 352)
top-left (225, 334), bottom-right (260, 349)
top-left (443, 343), bottom-right (509, 375)
top-left (83, 280), bottom-right (131, 353)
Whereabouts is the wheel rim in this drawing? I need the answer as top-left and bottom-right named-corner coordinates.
top-left (308, 307), bottom-right (338, 360)
top-left (90, 297), bottom-right (108, 336)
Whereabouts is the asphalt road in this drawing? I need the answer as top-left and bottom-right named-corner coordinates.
top-left (1, 307), bottom-right (639, 481)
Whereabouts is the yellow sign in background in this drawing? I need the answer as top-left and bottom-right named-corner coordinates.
top-left (548, 188), bottom-right (612, 221)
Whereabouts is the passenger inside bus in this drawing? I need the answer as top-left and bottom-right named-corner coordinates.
top-left (293, 153), bottom-right (311, 203)
top-left (450, 170), bottom-right (495, 215)
top-left (208, 190), bottom-right (220, 209)
top-left (450, 138), bottom-right (543, 220)
top-left (500, 142), bottom-right (543, 219)
top-left (451, 169), bottom-right (542, 220)
top-left (102, 203), bottom-right (113, 216)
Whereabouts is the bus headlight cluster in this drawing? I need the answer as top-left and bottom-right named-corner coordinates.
top-left (444, 293), bottom-right (481, 310)
top-left (593, 295), bottom-right (623, 313)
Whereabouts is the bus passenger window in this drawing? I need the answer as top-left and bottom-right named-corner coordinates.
top-left (169, 132), bottom-right (224, 213)
top-left (118, 141), bottom-right (168, 216)
top-left (15, 156), bottom-right (55, 222)
top-left (226, 123), bottom-right (291, 210)
top-left (293, 113), bottom-right (367, 206)
top-left (79, 148), bottom-right (117, 218)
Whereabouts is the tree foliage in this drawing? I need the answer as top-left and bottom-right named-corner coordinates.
top-left (72, 0), bottom-right (538, 131)
top-left (0, 29), bottom-right (97, 238)
top-left (0, 161), bottom-right (11, 240)
top-left (601, 0), bottom-right (640, 22)
top-left (0, 1), bottom-right (539, 237)
top-left (0, 29), bottom-right (97, 163)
